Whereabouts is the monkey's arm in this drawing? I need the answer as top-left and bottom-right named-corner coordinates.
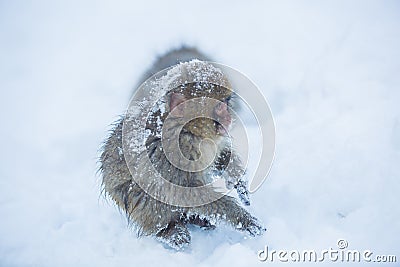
top-left (216, 149), bottom-right (250, 206)
top-left (190, 195), bottom-right (265, 236)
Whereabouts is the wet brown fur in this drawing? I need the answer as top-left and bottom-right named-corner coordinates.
top-left (99, 47), bottom-right (265, 249)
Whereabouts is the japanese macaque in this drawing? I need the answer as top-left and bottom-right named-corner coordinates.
top-left (100, 47), bottom-right (265, 250)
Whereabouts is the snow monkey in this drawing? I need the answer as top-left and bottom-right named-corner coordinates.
top-left (100, 47), bottom-right (265, 250)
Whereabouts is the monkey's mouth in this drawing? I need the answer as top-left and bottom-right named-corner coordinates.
top-left (216, 122), bottom-right (230, 136)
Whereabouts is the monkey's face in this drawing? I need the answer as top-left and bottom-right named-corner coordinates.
top-left (168, 82), bottom-right (233, 139)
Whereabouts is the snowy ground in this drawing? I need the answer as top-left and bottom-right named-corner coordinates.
top-left (1, 1), bottom-right (399, 266)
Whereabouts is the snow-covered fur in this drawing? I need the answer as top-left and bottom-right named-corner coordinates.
top-left (100, 47), bottom-right (265, 250)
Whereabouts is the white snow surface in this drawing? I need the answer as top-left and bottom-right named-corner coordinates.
top-left (1, 1), bottom-right (399, 266)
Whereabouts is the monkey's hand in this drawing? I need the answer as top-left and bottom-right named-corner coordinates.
top-left (223, 174), bottom-right (250, 206)
top-left (237, 215), bottom-right (266, 237)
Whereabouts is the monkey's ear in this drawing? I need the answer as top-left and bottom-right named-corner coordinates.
top-left (170, 92), bottom-right (186, 116)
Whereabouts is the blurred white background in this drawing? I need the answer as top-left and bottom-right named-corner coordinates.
top-left (1, 1), bottom-right (399, 266)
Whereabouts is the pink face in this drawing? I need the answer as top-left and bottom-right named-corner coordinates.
top-left (169, 92), bottom-right (232, 136)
